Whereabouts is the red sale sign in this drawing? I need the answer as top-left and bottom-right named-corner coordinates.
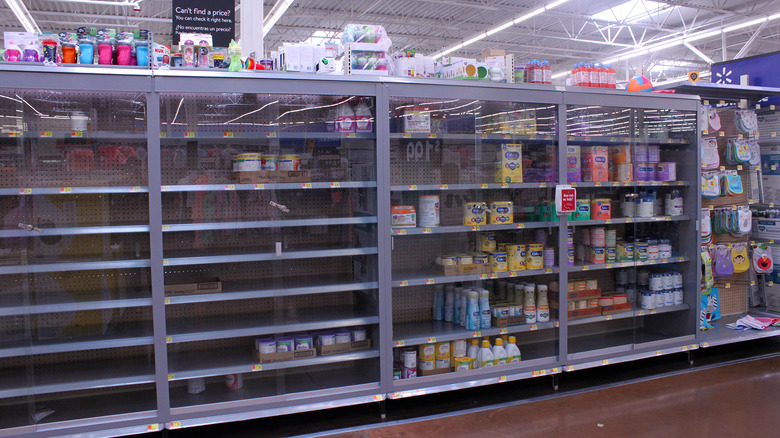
top-left (555, 185), bottom-right (576, 213)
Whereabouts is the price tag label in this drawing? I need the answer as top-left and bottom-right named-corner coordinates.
top-left (439, 184), bottom-right (449, 190)
top-left (555, 321), bottom-right (560, 327)
top-left (330, 182), bottom-right (341, 188)
top-left (19, 188), bottom-right (31, 194)
top-left (396, 229), bottom-right (407, 235)
top-left (60, 187), bottom-right (72, 193)
top-left (702, 130), bottom-right (708, 135)
top-left (725, 283), bottom-right (731, 288)
top-left (490, 273), bottom-right (498, 279)
top-left (499, 328), bottom-right (508, 334)
top-left (167, 374), bottom-right (175, 380)
top-left (427, 337), bottom-right (437, 342)
top-left (402, 133), bottom-right (412, 138)
top-left (773, 132), bottom-right (778, 138)
top-left (584, 136), bottom-right (592, 141)
top-left (301, 183), bottom-right (312, 189)
top-left (423, 228), bottom-right (432, 234)
top-left (605, 219), bottom-right (612, 224)
top-left (609, 137), bottom-right (616, 142)
top-left (395, 340), bottom-right (405, 347)
top-left (502, 134), bottom-right (511, 139)
top-left (346, 133), bottom-right (356, 138)
top-left (166, 336), bottom-right (173, 343)
top-left (509, 271), bottom-right (518, 277)
top-left (601, 359), bottom-right (609, 365)
top-left (480, 134), bottom-right (488, 139)
top-left (129, 186), bottom-right (142, 192)
top-left (265, 132), bottom-right (277, 138)
top-left (498, 376), bottom-right (508, 382)
top-left (565, 365), bottom-right (575, 371)
top-left (772, 105), bottom-right (777, 110)
top-left (666, 138), bottom-right (673, 143)
top-left (40, 131), bottom-right (52, 137)
top-left (738, 134), bottom-right (744, 139)
top-left (606, 264), bottom-right (613, 269)
top-left (538, 182), bottom-right (547, 188)
top-left (480, 274), bottom-right (489, 279)
top-left (169, 421), bottom-right (182, 429)
top-left (570, 182), bottom-right (578, 187)
top-left (249, 364), bottom-right (263, 372)
top-left (516, 223), bottom-right (525, 229)
top-left (428, 133), bottom-right (437, 138)
top-left (737, 165), bottom-right (743, 170)
top-left (650, 309), bottom-right (657, 314)
top-left (373, 395), bottom-right (384, 401)
top-left (757, 104), bottom-right (761, 109)
top-left (702, 342), bottom-right (709, 348)
top-left (70, 131), bottom-right (84, 138)
top-left (162, 259), bottom-right (169, 265)
top-left (769, 281), bottom-right (775, 286)
top-left (690, 344), bottom-right (698, 350)
top-left (164, 298), bottom-right (171, 304)
top-left (399, 280), bottom-right (409, 286)
top-left (530, 324), bottom-right (538, 330)
top-left (719, 131), bottom-right (725, 137)
top-left (223, 132), bottom-right (234, 137)
top-left (532, 370), bottom-right (547, 376)
top-left (480, 184), bottom-right (489, 189)
top-left (655, 350), bottom-right (663, 356)
top-left (594, 182), bottom-right (602, 186)
top-left (544, 269), bottom-right (553, 274)
top-left (582, 265), bottom-right (590, 271)
top-left (184, 132), bottom-right (195, 138)
top-left (161, 186), bottom-right (171, 192)
top-left (408, 185), bottom-right (418, 190)
top-left (681, 345), bottom-right (688, 351)
top-left (254, 184), bottom-right (265, 190)
top-left (605, 315), bottom-right (613, 320)
top-left (160, 132), bottom-right (167, 137)
top-left (751, 281), bottom-right (756, 286)
top-left (567, 136), bottom-right (574, 140)
top-left (500, 183), bottom-right (509, 188)
top-left (472, 331), bottom-right (481, 337)
top-left (637, 310), bottom-right (646, 316)
top-left (425, 278), bottom-right (435, 284)
top-left (224, 184), bottom-right (235, 190)
top-left (147, 425), bottom-right (159, 431)
top-left (472, 226), bottom-right (481, 231)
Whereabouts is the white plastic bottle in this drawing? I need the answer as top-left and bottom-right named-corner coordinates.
top-left (354, 98), bottom-right (373, 132)
top-left (432, 285), bottom-right (444, 321)
top-left (491, 338), bottom-right (508, 365)
top-left (479, 289), bottom-right (491, 329)
top-left (536, 284), bottom-right (550, 322)
top-left (444, 286), bottom-right (455, 322)
top-left (459, 289), bottom-right (468, 327)
top-left (467, 339), bottom-right (480, 362)
top-left (505, 336), bottom-right (522, 363)
top-left (524, 284), bottom-right (537, 324)
top-left (477, 340), bottom-right (495, 368)
top-left (467, 291), bottom-right (480, 331)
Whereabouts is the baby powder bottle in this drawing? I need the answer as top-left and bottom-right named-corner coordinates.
top-left (477, 340), bottom-right (495, 368)
top-left (536, 285), bottom-right (550, 322)
top-left (524, 285), bottom-right (537, 324)
top-left (467, 339), bottom-right (480, 361)
top-left (479, 289), bottom-right (491, 329)
top-left (505, 336), bottom-right (522, 363)
top-left (491, 338), bottom-right (508, 365)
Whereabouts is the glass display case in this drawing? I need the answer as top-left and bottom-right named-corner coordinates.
top-left (0, 70), bottom-right (156, 433)
top-left (384, 82), bottom-right (564, 396)
top-left (152, 73), bottom-right (383, 423)
top-left (562, 92), bottom-right (700, 368)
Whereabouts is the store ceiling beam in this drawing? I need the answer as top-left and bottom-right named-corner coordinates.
top-left (0, 7), bottom-right (170, 23)
top-left (682, 40), bottom-right (714, 64)
top-left (734, 20), bottom-right (768, 59)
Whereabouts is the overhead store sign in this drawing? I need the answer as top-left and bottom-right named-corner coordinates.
top-left (712, 50), bottom-right (780, 105)
top-left (172, 0), bottom-right (235, 47)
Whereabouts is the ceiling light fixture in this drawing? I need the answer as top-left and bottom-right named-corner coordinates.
top-left (263, 0), bottom-right (296, 36)
top-left (41, 0), bottom-right (143, 5)
top-left (431, 0), bottom-right (572, 59)
top-left (4, 0), bottom-right (41, 34)
top-left (551, 12), bottom-right (780, 79)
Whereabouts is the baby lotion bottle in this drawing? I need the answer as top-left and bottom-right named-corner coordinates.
top-left (505, 336), bottom-right (521, 363)
top-left (491, 338), bottom-right (508, 365)
top-left (477, 340), bottom-right (495, 368)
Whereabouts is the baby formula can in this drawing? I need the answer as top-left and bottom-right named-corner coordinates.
top-left (419, 195), bottom-right (440, 227)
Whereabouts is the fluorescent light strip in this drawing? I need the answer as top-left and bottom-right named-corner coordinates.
top-left (552, 12), bottom-right (780, 80)
top-left (44, 0), bottom-right (141, 5)
top-left (5, 0), bottom-right (40, 34)
top-left (263, 0), bottom-right (296, 36)
top-left (432, 0), bottom-right (571, 59)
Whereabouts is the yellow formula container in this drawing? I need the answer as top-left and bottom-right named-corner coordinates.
top-left (489, 201), bottom-right (514, 224)
top-left (463, 202), bottom-right (487, 226)
top-left (489, 251), bottom-right (508, 272)
top-left (526, 243), bottom-right (543, 269)
top-left (506, 244), bottom-right (527, 271)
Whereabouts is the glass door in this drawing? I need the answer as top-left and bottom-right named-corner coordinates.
top-left (0, 86), bottom-right (155, 426)
top-left (388, 88), bottom-right (561, 393)
top-left (158, 88), bottom-right (380, 413)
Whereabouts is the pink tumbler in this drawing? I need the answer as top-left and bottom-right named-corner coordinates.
top-left (98, 43), bottom-right (113, 65)
top-left (4, 49), bottom-right (20, 61)
top-left (117, 43), bottom-right (131, 65)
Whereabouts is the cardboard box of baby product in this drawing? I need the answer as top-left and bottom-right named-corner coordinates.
top-left (256, 348), bottom-right (317, 364)
top-left (164, 278), bottom-right (222, 296)
top-left (492, 314), bottom-right (526, 327)
top-left (434, 263), bottom-right (493, 276)
top-left (418, 365), bottom-right (452, 376)
top-left (317, 339), bottom-right (372, 356)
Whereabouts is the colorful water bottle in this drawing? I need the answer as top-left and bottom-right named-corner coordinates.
top-left (136, 43), bottom-right (149, 67)
top-left (98, 39), bottom-right (113, 65)
top-left (117, 42), bottom-right (131, 65)
top-left (42, 36), bottom-right (58, 63)
top-left (22, 49), bottom-right (39, 63)
top-left (228, 39), bottom-right (242, 72)
top-left (5, 49), bottom-right (20, 62)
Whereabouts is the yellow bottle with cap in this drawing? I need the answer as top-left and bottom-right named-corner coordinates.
top-left (506, 336), bottom-right (522, 363)
top-left (491, 338), bottom-right (508, 365)
top-left (466, 339), bottom-right (480, 362)
top-left (477, 340), bottom-right (495, 368)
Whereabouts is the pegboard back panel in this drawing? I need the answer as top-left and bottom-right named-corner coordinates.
top-left (715, 272), bottom-right (749, 316)
top-left (165, 291), bottom-right (358, 320)
top-left (163, 255), bottom-right (371, 286)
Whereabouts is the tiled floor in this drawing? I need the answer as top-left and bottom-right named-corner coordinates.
top-left (324, 356), bottom-right (780, 438)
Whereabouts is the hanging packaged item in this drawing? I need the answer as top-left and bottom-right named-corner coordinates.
top-left (726, 138), bottom-right (751, 164)
top-left (700, 286), bottom-right (720, 330)
top-left (701, 137), bottom-right (719, 170)
top-left (714, 245), bottom-right (735, 279)
top-left (732, 245), bottom-right (750, 274)
top-left (748, 139), bottom-right (762, 167)
top-left (701, 208), bottom-right (712, 245)
top-left (734, 109), bottom-right (758, 133)
top-left (701, 172), bottom-right (720, 198)
top-left (707, 107), bottom-right (721, 131)
top-left (702, 250), bottom-right (714, 289)
top-left (720, 170), bottom-right (743, 196)
top-left (752, 243), bottom-right (774, 274)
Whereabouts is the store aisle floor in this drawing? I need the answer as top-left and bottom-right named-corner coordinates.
top-left (323, 356), bottom-right (780, 438)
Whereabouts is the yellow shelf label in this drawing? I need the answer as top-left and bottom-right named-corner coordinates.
top-left (167, 374), bottom-right (175, 380)
top-left (584, 136), bottom-right (592, 141)
top-left (500, 183), bottom-right (509, 188)
top-left (330, 182), bottom-right (341, 188)
top-left (554, 321), bottom-right (560, 327)
top-left (499, 328), bottom-right (508, 334)
top-left (738, 165), bottom-right (743, 170)
top-left (254, 184), bottom-right (265, 189)
top-left (170, 421), bottom-right (182, 429)
top-left (702, 130), bottom-right (708, 135)
top-left (224, 184), bottom-right (235, 190)
top-left (605, 315), bottom-right (613, 320)
top-left (516, 223), bottom-right (525, 229)
top-left (772, 132), bottom-right (778, 138)
top-left (427, 337), bottom-right (437, 342)
top-left (480, 274), bottom-right (489, 279)
top-left (725, 283), bottom-right (731, 288)
top-left (373, 395), bottom-right (384, 401)
top-left (480, 184), bottom-right (489, 188)
top-left (702, 342), bottom-right (709, 348)
top-left (594, 182), bottom-right (602, 186)
top-left (655, 350), bottom-right (662, 356)
top-left (601, 359), bottom-right (609, 365)
top-left (738, 134), bottom-right (744, 139)
top-left (164, 298), bottom-right (170, 304)
top-left (184, 132), bottom-right (195, 138)
top-left (19, 188), bottom-right (31, 194)
top-left (395, 341), bottom-right (405, 347)
top-left (423, 228), bottom-right (432, 234)
top-left (502, 134), bottom-right (510, 139)
top-left (408, 185), bottom-right (418, 190)
top-left (402, 133), bottom-right (412, 138)
top-left (538, 182), bottom-right (547, 187)
top-left (160, 132), bottom-right (167, 137)
top-left (147, 424), bottom-right (159, 431)
top-left (498, 376), bottom-right (507, 382)
top-left (751, 281), bottom-right (756, 286)
top-left (399, 280), bottom-right (408, 286)
top-left (40, 131), bottom-right (52, 137)
top-left (609, 137), bottom-right (616, 141)
top-left (719, 131), bottom-right (725, 137)
top-left (129, 186), bottom-right (142, 192)
top-left (301, 183), bottom-right (312, 188)
top-left (428, 133), bottom-right (437, 138)
top-left (162, 259), bottom-right (169, 265)
top-left (161, 186), bottom-right (171, 191)
top-left (70, 131), bottom-right (84, 137)
top-left (509, 271), bottom-right (517, 277)
top-left (605, 264), bottom-right (613, 269)
top-left (650, 309), bottom-right (657, 314)
top-left (223, 132), bottom-right (234, 137)
top-left (166, 336), bottom-right (172, 343)
top-left (544, 269), bottom-right (553, 274)
top-left (530, 324), bottom-right (538, 330)
top-left (681, 345), bottom-right (688, 351)
top-left (690, 344), bottom-right (698, 350)
top-left (472, 331), bottom-right (482, 337)
top-left (266, 132), bottom-right (277, 138)
top-left (582, 265), bottom-right (589, 271)
top-left (637, 310), bottom-right (645, 316)
top-left (425, 278), bottom-right (435, 284)
top-left (252, 364), bottom-right (263, 371)
top-left (551, 368), bottom-right (560, 373)
top-left (472, 225), bottom-right (480, 231)
top-left (532, 370), bottom-right (547, 376)
top-left (772, 105), bottom-right (777, 110)
top-left (346, 133), bottom-right (357, 138)
top-left (60, 187), bottom-right (72, 193)
top-left (396, 229), bottom-right (407, 235)
top-left (440, 184), bottom-right (449, 189)
top-left (566, 365), bottom-right (575, 371)
top-left (489, 273), bottom-right (498, 279)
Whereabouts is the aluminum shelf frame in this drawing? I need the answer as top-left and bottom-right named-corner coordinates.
top-left (568, 256), bottom-right (690, 272)
top-left (568, 304), bottom-right (690, 326)
top-left (162, 216), bottom-right (377, 232)
top-left (0, 259), bottom-right (152, 275)
top-left (0, 224), bottom-right (151, 238)
top-left (159, 131), bottom-right (376, 141)
top-left (162, 247), bottom-right (378, 267)
top-left (569, 181), bottom-right (689, 188)
top-left (0, 186), bottom-right (149, 196)
top-left (390, 182), bottom-right (557, 191)
top-left (393, 267), bottom-right (560, 287)
top-left (1, 131), bottom-right (147, 140)
top-left (566, 215), bottom-right (689, 227)
top-left (164, 280), bottom-right (379, 305)
top-left (0, 297), bottom-right (152, 317)
top-left (393, 320), bottom-right (559, 347)
top-left (160, 181), bottom-right (377, 192)
top-left (390, 221), bottom-right (557, 236)
top-left (389, 133), bottom-right (556, 142)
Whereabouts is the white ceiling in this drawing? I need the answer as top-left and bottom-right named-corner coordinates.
top-left (1, 0), bottom-right (779, 83)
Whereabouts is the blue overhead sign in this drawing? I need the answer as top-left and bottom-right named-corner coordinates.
top-left (712, 50), bottom-right (780, 105)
